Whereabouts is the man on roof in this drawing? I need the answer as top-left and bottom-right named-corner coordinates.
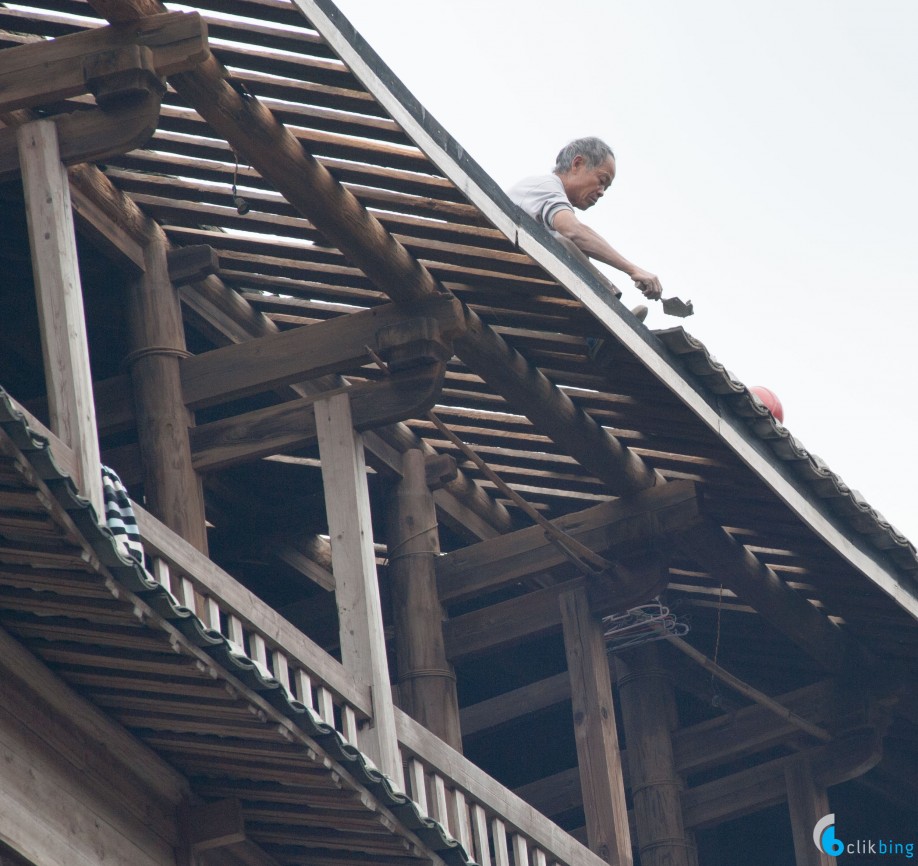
top-left (508, 136), bottom-right (662, 323)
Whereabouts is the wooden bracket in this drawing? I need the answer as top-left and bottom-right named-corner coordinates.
top-left (0, 11), bottom-right (208, 113)
top-left (167, 244), bottom-right (220, 287)
top-left (376, 316), bottom-right (452, 372)
top-left (83, 44), bottom-right (165, 108)
top-left (425, 453), bottom-right (458, 490)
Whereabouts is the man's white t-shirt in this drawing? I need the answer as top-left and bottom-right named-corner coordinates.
top-left (507, 174), bottom-right (573, 229)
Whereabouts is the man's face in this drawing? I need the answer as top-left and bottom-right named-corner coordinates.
top-left (562, 154), bottom-right (616, 210)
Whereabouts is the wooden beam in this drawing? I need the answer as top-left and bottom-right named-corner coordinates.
top-left (437, 481), bottom-right (702, 603)
top-left (681, 730), bottom-right (882, 829)
top-left (18, 118), bottom-right (103, 517)
top-left (0, 90), bottom-right (163, 182)
top-left (387, 448), bottom-right (462, 750)
top-left (190, 364), bottom-right (445, 473)
top-left (615, 645), bottom-right (691, 866)
top-left (180, 295), bottom-right (463, 410)
top-left (181, 799), bottom-right (282, 866)
top-left (460, 672), bottom-right (571, 738)
top-left (444, 562), bottom-right (667, 662)
top-left (316, 391), bottom-right (401, 784)
top-left (560, 586), bottom-right (632, 865)
top-left (167, 243), bottom-right (219, 286)
top-left (0, 11), bottom-right (207, 113)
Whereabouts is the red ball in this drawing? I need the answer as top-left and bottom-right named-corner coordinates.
top-left (750, 386), bottom-right (784, 423)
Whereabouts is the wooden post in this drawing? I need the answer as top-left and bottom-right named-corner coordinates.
top-left (316, 391), bottom-right (402, 786)
top-left (559, 586), bottom-right (632, 866)
top-left (125, 229), bottom-right (208, 552)
top-left (785, 757), bottom-right (835, 866)
top-left (17, 119), bottom-right (103, 517)
top-left (615, 644), bottom-right (692, 866)
top-left (386, 448), bottom-right (462, 751)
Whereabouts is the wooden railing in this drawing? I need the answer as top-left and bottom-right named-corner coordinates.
top-left (132, 502), bottom-right (602, 866)
top-left (396, 709), bottom-right (606, 866)
top-left (133, 502), bottom-right (371, 747)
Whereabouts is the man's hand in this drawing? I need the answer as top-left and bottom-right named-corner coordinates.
top-left (631, 268), bottom-right (662, 300)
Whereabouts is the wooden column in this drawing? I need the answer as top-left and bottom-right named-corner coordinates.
top-left (125, 230), bottom-right (208, 552)
top-left (386, 448), bottom-right (462, 751)
top-left (615, 644), bottom-right (692, 866)
top-left (316, 391), bottom-right (402, 785)
top-left (559, 586), bottom-right (632, 866)
top-left (17, 119), bottom-right (103, 517)
top-left (785, 757), bottom-right (835, 866)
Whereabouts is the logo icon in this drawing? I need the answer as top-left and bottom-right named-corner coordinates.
top-left (813, 814), bottom-right (844, 856)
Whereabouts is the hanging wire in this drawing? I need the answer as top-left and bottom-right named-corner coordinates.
top-left (603, 598), bottom-right (689, 652)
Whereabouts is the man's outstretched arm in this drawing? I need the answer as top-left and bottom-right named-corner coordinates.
top-left (551, 209), bottom-right (662, 299)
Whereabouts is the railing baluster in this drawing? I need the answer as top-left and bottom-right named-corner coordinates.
top-left (532, 849), bottom-right (547, 866)
top-left (250, 632), bottom-right (268, 672)
top-left (273, 650), bottom-right (290, 691)
top-left (316, 684), bottom-right (335, 726)
top-left (492, 818), bottom-right (510, 866)
top-left (471, 804), bottom-right (492, 866)
top-left (432, 773), bottom-right (449, 829)
top-left (407, 758), bottom-right (429, 816)
top-left (342, 704), bottom-right (358, 744)
top-left (227, 613), bottom-right (245, 652)
top-left (151, 556), bottom-right (171, 592)
top-left (203, 595), bottom-right (220, 631)
top-left (512, 834), bottom-right (530, 866)
top-left (294, 669), bottom-right (314, 710)
top-left (449, 789), bottom-right (472, 852)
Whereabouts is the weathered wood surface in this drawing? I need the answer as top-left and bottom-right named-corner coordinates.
top-left (460, 672), bottom-right (572, 738)
top-left (190, 364), bottom-right (445, 473)
top-left (316, 391), bottom-right (401, 783)
top-left (180, 295), bottom-right (463, 409)
top-left (395, 708), bottom-right (609, 866)
top-left (437, 481), bottom-right (701, 603)
top-left (127, 230), bottom-right (208, 552)
top-left (560, 586), bottom-right (632, 865)
top-left (18, 118), bottom-right (103, 517)
top-left (784, 758), bottom-right (834, 866)
top-left (387, 448), bottom-right (462, 750)
top-left (0, 11), bottom-right (206, 112)
top-left (0, 624), bottom-right (186, 866)
top-left (616, 645), bottom-right (691, 866)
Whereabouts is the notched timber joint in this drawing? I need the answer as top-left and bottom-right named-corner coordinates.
top-left (83, 44), bottom-right (165, 108)
top-left (375, 316), bottom-right (454, 372)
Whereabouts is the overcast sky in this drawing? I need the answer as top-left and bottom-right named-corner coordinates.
top-left (332, 0), bottom-right (918, 544)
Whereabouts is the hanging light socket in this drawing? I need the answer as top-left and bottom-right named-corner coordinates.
top-left (232, 194), bottom-right (250, 215)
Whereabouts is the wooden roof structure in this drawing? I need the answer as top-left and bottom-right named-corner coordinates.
top-left (0, 1), bottom-right (916, 865)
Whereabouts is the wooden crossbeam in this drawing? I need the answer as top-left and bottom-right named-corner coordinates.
top-left (0, 11), bottom-right (207, 113)
top-left (437, 481), bottom-right (701, 604)
top-left (0, 89), bottom-right (163, 182)
top-left (190, 364), bottom-right (446, 473)
top-left (180, 296), bottom-right (464, 410)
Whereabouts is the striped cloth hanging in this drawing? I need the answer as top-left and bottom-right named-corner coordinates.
top-left (101, 465), bottom-right (144, 564)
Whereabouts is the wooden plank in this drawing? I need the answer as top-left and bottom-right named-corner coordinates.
top-left (17, 118), bottom-right (103, 517)
top-left (180, 295), bottom-right (462, 410)
top-left (0, 11), bottom-right (207, 112)
top-left (560, 586), bottom-right (632, 866)
top-left (190, 365), bottom-right (445, 473)
top-left (315, 391), bottom-right (401, 784)
top-left (437, 481), bottom-right (701, 603)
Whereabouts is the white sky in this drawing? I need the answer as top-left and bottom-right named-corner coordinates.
top-left (333, 0), bottom-right (918, 543)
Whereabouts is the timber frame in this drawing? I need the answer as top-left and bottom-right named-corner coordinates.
top-left (0, 2), bottom-right (915, 866)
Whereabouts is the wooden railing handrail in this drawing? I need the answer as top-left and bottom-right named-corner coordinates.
top-left (133, 501), bottom-right (371, 717)
top-left (395, 707), bottom-right (607, 866)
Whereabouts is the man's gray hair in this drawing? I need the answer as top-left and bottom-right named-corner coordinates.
top-left (554, 137), bottom-right (615, 174)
